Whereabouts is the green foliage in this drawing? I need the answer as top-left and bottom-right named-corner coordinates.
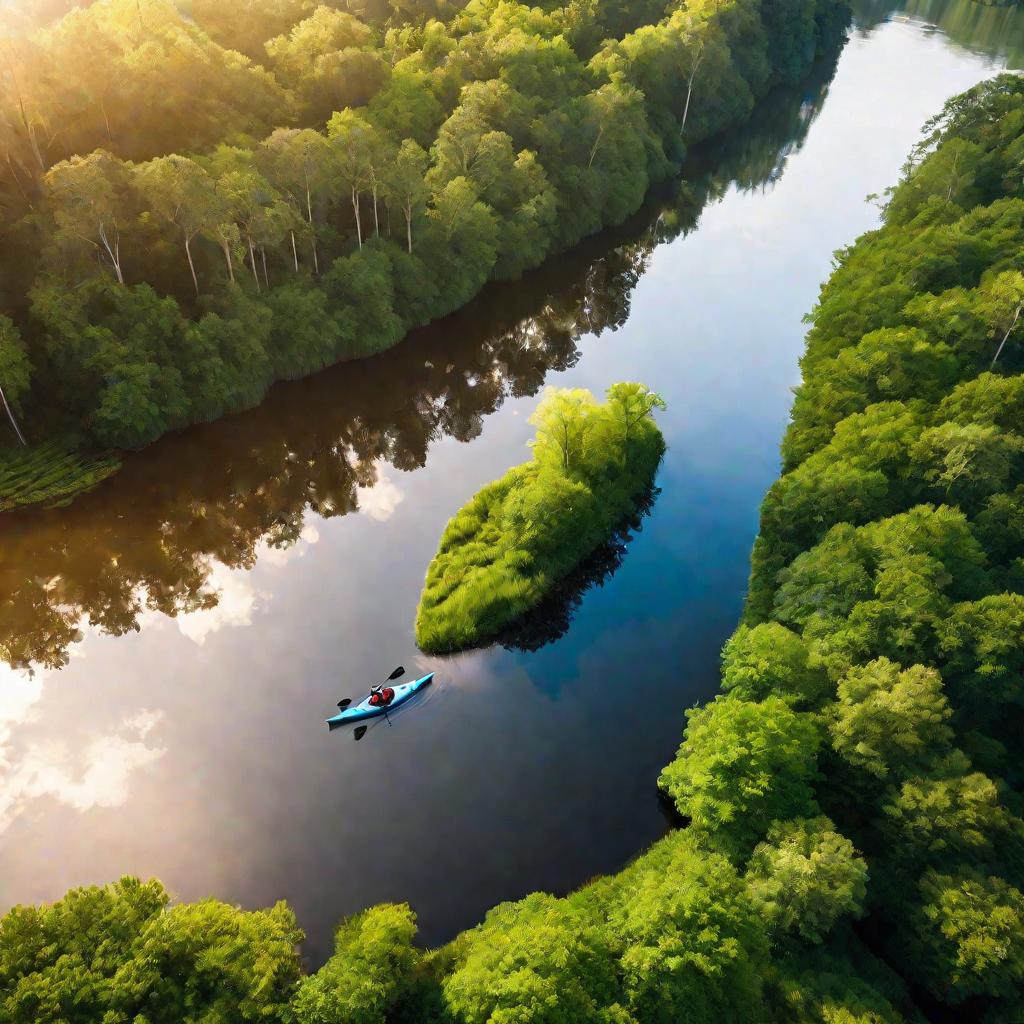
top-left (727, 71), bottom-right (1024, 1015)
top-left (829, 659), bottom-right (953, 781)
top-left (721, 622), bottom-right (830, 707)
top-left (292, 904), bottom-right (418, 1024)
top-left (608, 832), bottom-right (769, 1024)
top-left (442, 893), bottom-right (622, 1024)
top-left (0, 316), bottom-right (32, 419)
top-left (0, 0), bottom-right (841, 466)
top-left (0, 876), bottom-right (303, 1023)
top-left (416, 383), bottom-right (665, 652)
top-left (658, 696), bottom-right (822, 858)
top-left (767, 935), bottom-right (923, 1024)
top-left (745, 817), bottom-right (867, 944)
top-left (897, 870), bottom-right (1024, 1002)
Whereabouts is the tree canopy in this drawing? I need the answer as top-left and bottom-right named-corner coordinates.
top-left (0, 0), bottom-right (844, 455)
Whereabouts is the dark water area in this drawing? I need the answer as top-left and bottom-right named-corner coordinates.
top-left (1, 0), bottom-right (1023, 962)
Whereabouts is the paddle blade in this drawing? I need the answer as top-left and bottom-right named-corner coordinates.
top-left (388, 666), bottom-right (405, 681)
top-left (337, 698), bottom-right (352, 708)
top-left (354, 725), bottom-right (368, 741)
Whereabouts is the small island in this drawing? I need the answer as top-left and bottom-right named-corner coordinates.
top-left (416, 382), bottom-right (665, 653)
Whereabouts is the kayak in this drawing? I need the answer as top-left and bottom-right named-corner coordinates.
top-left (326, 672), bottom-right (434, 728)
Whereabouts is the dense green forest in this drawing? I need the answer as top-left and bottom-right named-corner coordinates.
top-left (416, 382), bottom-right (664, 651)
top-left (5, 65), bottom-right (1024, 1024)
top-left (729, 71), bottom-right (1024, 1018)
top-left (0, 0), bottom-right (847, 486)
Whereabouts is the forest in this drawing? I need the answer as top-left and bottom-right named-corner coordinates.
top-left (4, 59), bottom-right (1024, 1024)
top-left (415, 382), bottom-right (665, 652)
top-left (0, 0), bottom-right (847, 495)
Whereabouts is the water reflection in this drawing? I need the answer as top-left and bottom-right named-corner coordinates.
top-left (854, 0), bottom-right (1024, 67)
top-left (0, 662), bottom-right (166, 833)
top-left (499, 487), bottom-right (660, 657)
top-left (0, 48), bottom-right (842, 676)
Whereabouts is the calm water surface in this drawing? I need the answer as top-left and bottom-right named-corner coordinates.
top-left (2, 0), bottom-right (1023, 960)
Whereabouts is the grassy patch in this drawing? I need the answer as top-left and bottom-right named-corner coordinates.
top-left (416, 383), bottom-right (665, 652)
top-left (0, 441), bottom-right (121, 512)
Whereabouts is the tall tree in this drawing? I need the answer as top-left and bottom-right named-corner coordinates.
top-left (44, 150), bottom-right (132, 284)
top-left (327, 110), bottom-right (378, 249)
top-left (134, 155), bottom-right (219, 296)
top-left (260, 128), bottom-right (332, 275)
top-left (382, 139), bottom-right (428, 254)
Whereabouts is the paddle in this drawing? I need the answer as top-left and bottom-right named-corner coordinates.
top-left (354, 725), bottom-right (368, 741)
top-left (336, 666), bottom-right (405, 708)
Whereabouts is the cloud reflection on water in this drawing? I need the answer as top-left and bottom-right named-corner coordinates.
top-left (0, 663), bottom-right (165, 833)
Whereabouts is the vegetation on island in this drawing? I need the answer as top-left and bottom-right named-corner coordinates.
top-left (415, 382), bottom-right (665, 652)
top-left (0, 0), bottom-right (848, 509)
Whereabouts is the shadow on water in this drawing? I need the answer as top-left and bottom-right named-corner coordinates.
top-left (0, 37), bottom-right (847, 674)
top-left (496, 485), bottom-right (662, 656)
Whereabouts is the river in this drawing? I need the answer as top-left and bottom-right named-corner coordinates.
top-left (1, 0), bottom-right (1022, 962)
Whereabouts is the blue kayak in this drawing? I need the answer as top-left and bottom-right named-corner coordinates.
top-left (326, 672), bottom-right (434, 728)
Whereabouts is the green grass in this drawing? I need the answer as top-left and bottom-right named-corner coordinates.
top-left (0, 441), bottom-right (121, 512)
top-left (415, 383), bottom-right (665, 653)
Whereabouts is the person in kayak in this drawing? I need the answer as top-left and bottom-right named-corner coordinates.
top-left (368, 684), bottom-right (395, 707)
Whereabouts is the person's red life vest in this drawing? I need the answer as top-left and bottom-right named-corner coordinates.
top-left (382, 687), bottom-right (395, 703)
top-left (369, 693), bottom-right (382, 706)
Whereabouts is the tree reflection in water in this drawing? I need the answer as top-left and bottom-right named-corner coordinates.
top-left (854, 0), bottom-right (1024, 68)
top-left (0, 43), bottom-right (845, 673)
top-left (496, 485), bottom-right (661, 655)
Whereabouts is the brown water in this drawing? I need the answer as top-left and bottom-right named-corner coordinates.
top-left (2, 0), bottom-right (1023, 961)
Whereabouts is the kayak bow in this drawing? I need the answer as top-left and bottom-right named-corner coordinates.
top-left (326, 672), bottom-right (434, 729)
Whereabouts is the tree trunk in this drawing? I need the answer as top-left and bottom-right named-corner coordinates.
top-left (680, 48), bottom-right (705, 137)
top-left (588, 126), bottom-right (604, 169)
top-left (184, 231), bottom-right (199, 296)
top-left (306, 184), bottom-right (319, 274)
top-left (352, 188), bottom-right (363, 248)
top-left (4, 52), bottom-right (46, 171)
top-left (0, 380), bottom-right (26, 446)
top-left (5, 153), bottom-right (29, 203)
top-left (100, 97), bottom-right (113, 143)
top-left (247, 236), bottom-right (260, 292)
top-left (98, 222), bottom-right (124, 284)
top-left (261, 246), bottom-right (270, 289)
top-left (372, 183), bottom-right (380, 235)
top-left (222, 240), bottom-right (235, 283)
top-left (406, 206), bottom-right (413, 255)
top-left (992, 305), bottom-right (1022, 368)
top-left (290, 230), bottom-right (299, 272)
top-left (681, 78), bottom-right (695, 136)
